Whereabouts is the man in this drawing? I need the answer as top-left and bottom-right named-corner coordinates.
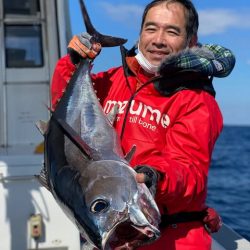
top-left (51, 0), bottom-right (235, 249)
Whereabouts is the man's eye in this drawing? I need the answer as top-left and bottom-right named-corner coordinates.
top-left (167, 30), bottom-right (179, 36)
top-left (145, 28), bottom-right (156, 33)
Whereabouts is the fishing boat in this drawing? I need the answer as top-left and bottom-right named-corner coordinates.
top-left (0, 1), bottom-right (249, 249)
top-left (212, 224), bottom-right (250, 250)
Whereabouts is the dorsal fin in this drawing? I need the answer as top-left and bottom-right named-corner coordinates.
top-left (35, 120), bottom-right (49, 135)
top-left (106, 104), bottom-right (119, 125)
top-left (124, 145), bottom-right (136, 162)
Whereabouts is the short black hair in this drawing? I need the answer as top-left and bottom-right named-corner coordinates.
top-left (140, 0), bottom-right (199, 41)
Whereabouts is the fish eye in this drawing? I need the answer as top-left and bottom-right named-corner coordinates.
top-left (90, 199), bottom-right (109, 214)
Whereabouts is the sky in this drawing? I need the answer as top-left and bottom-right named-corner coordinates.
top-left (69, 0), bottom-right (250, 126)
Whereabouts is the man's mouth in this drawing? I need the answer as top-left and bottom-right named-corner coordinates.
top-left (150, 50), bottom-right (167, 55)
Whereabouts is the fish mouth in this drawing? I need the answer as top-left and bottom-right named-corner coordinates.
top-left (103, 220), bottom-right (160, 249)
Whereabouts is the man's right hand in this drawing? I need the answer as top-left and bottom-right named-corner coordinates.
top-left (67, 32), bottom-right (102, 64)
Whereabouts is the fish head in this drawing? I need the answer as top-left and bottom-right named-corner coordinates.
top-left (76, 160), bottom-right (160, 249)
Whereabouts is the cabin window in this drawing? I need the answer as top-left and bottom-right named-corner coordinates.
top-left (3, 0), bottom-right (40, 16)
top-left (5, 25), bottom-right (43, 68)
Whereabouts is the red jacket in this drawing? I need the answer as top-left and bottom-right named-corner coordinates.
top-left (51, 54), bottom-right (223, 250)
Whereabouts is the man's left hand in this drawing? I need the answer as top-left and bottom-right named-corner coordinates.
top-left (134, 165), bottom-right (159, 197)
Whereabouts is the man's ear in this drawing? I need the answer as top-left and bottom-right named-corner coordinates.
top-left (188, 35), bottom-right (198, 48)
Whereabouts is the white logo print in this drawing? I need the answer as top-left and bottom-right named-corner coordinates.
top-left (104, 100), bottom-right (170, 129)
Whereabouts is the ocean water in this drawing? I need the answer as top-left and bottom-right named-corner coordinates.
top-left (207, 125), bottom-right (250, 241)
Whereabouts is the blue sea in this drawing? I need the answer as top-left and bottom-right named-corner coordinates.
top-left (207, 125), bottom-right (250, 241)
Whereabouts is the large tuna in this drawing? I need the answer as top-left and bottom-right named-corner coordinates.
top-left (36, 0), bottom-right (160, 249)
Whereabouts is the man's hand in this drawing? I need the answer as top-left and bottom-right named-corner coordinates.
top-left (67, 32), bottom-right (102, 64)
top-left (135, 173), bottom-right (146, 183)
top-left (134, 165), bottom-right (159, 197)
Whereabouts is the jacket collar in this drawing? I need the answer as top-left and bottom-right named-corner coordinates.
top-left (120, 45), bottom-right (156, 91)
top-left (119, 45), bottom-right (216, 97)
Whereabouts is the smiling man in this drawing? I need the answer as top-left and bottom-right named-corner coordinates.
top-left (51, 0), bottom-right (235, 249)
top-left (136, 1), bottom-right (197, 72)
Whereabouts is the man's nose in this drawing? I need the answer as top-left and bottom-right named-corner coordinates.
top-left (153, 31), bottom-right (166, 46)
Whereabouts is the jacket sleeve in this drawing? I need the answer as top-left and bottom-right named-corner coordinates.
top-left (51, 54), bottom-right (116, 110)
top-left (51, 54), bottom-right (76, 110)
top-left (139, 91), bottom-right (223, 214)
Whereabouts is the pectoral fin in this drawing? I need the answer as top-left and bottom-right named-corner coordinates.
top-left (52, 116), bottom-right (99, 160)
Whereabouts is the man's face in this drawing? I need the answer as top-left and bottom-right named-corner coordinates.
top-left (139, 2), bottom-right (193, 66)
